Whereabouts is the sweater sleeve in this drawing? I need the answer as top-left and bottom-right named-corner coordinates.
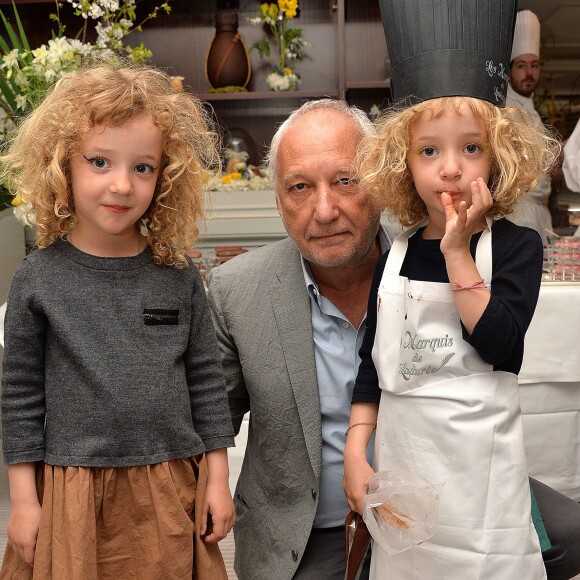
top-left (1, 260), bottom-right (47, 464)
top-left (465, 222), bottom-right (543, 368)
top-left (352, 251), bottom-right (389, 404)
top-left (184, 267), bottom-right (235, 452)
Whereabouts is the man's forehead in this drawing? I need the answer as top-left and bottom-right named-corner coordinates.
top-left (279, 112), bottom-right (362, 158)
top-left (513, 54), bottom-right (540, 65)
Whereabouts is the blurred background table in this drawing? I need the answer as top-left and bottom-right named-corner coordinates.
top-left (519, 282), bottom-right (580, 501)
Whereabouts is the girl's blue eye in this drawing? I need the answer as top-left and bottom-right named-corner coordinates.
top-left (421, 147), bottom-right (437, 157)
top-left (464, 143), bottom-right (481, 154)
top-left (135, 163), bottom-right (154, 174)
top-left (85, 156), bottom-right (109, 169)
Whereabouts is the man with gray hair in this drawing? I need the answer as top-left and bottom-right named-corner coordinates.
top-left (206, 99), bottom-right (386, 579)
top-left (208, 98), bottom-right (580, 580)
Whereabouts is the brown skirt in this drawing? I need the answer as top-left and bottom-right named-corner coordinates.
top-left (0, 456), bottom-right (227, 580)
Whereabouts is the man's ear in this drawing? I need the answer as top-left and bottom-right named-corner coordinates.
top-left (275, 193), bottom-right (282, 215)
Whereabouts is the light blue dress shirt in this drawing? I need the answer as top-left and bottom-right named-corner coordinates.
top-left (301, 227), bottom-right (390, 528)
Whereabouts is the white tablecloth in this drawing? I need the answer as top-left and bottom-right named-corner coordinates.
top-left (519, 282), bottom-right (580, 501)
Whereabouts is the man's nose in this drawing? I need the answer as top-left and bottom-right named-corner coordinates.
top-left (313, 186), bottom-right (340, 223)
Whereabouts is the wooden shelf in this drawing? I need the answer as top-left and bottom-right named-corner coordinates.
top-left (197, 89), bottom-right (340, 102)
top-left (346, 80), bottom-right (390, 90)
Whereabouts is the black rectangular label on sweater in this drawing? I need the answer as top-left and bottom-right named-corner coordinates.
top-left (143, 309), bottom-right (179, 326)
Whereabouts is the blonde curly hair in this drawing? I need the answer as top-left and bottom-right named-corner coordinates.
top-left (1, 62), bottom-right (220, 268)
top-left (357, 96), bottom-right (560, 228)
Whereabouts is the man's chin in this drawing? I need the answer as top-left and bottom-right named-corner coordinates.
top-left (305, 248), bottom-right (370, 270)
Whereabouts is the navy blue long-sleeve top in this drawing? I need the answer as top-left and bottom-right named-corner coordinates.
top-left (352, 218), bottom-right (544, 404)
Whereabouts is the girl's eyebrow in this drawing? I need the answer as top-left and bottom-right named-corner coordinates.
top-left (83, 147), bottom-right (160, 163)
top-left (414, 131), bottom-right (486, 142)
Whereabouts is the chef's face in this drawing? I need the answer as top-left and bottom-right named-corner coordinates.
top-left (509, 54), bottom-right (541, 98)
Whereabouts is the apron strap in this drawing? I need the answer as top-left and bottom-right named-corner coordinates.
top-left (384, 220), bottom-right (427, 275)
top-left (474, 216), bottom-right (494, 286)
top-left (385, 217), bottom-right (494, 284)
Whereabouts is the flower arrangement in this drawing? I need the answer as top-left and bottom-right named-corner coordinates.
top-left (215, 169), bottom-right (271, 193)
top-left (0, 0), bottom-right (171, 221)
top-left (247, 1), bottom-right (311, 91)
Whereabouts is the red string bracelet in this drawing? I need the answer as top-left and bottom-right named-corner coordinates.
top-left (451, 279), bottom-right (489, 292)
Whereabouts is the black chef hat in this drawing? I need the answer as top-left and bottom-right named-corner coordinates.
top-left (379, 0), bottom-right (517, 107)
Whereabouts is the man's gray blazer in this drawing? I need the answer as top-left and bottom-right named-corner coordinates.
top-left (206, 237), bottom-right (322, 580)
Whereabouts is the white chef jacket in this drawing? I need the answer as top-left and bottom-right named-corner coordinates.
top-left (563, 119), bottom-right (580, 193)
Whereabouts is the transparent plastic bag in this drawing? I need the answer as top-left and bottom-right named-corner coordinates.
top-left (362, 470), bottom-right (444, 555)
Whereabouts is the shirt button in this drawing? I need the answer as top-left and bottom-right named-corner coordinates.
top-left (342, 321), bottom-right (350, 329)
top-left (311, 488), bottom-right (317, 500)
top-left (292, 550), bottom-right (298, 562)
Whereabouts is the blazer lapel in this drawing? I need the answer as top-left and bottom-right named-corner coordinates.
top-left (269, 245), bottom-right (322, 483)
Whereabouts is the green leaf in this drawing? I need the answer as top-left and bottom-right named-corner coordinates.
top-left (12, 1), bottom-right (30, 51)
top-left (0, 185), bottom-right (13, 212)
top-left (0, 74), bottom-right (17, 112)
top-left (249, 39), bottom-right (270, 59)
top-left (0, 6), bottom-right (24, 51)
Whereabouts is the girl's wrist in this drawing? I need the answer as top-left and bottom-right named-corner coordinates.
top-left (442, 246), bottom-right (472, 261)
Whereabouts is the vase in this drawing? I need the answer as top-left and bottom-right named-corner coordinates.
top-left (266, 67), bottom-right (301, 92)
top-left (205, 11), bottom-right (251, 90)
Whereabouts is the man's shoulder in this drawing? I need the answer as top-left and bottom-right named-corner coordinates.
top-left (211, 237), bottom-right (298, 279)
top-left (206, 237), bottom-right (304, 300)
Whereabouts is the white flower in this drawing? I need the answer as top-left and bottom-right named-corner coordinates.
top-left (2, 49), bottom-right (21, 69)
top-left (88, 4), bottom-right (105, 19)
top-left (13, 201), bottom-right (36, 227)
top-left (43, 68), bottom-right (58, 82)
top-left (31, 45), bottom-right (49, 64)
top-left (266, 71), bottom-right (300, 92)
top-left (15, 94), bottom-right (27, 110)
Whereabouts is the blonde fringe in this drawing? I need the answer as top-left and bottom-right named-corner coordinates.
top-left (357, 96), bottom-right (561, 228)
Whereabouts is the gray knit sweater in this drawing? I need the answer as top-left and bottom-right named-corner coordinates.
top-left (1, 240), bottom-right (235, 467)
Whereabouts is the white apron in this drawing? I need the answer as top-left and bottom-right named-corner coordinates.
top-left (370, 221), bottom-right (546, 579)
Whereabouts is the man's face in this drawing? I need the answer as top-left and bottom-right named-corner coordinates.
top-left (275, 110), bottom-right (381, 270)
top-left (509, 54), bottom-right (541, 97)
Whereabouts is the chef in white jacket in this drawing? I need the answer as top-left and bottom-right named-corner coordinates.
top-left (507, 10), bottom-right (553, 244)
top-left (563, 119), bottom-right (580, 193)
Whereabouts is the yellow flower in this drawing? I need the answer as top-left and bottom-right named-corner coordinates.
top-left (11, 193), bottom-right (23, 207)
top-left (230, 172), bottom-right (242, 179)
top-left (267, 3), bottom-right (279, 20)
top-left (283, 67), bottom-right (293, 75)
top-left (278, 0), bottom-right (298, 18)
top-left (221, 175), bottom-right (232, 184)
top-left (260, 3), bottom-right (269, 17)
